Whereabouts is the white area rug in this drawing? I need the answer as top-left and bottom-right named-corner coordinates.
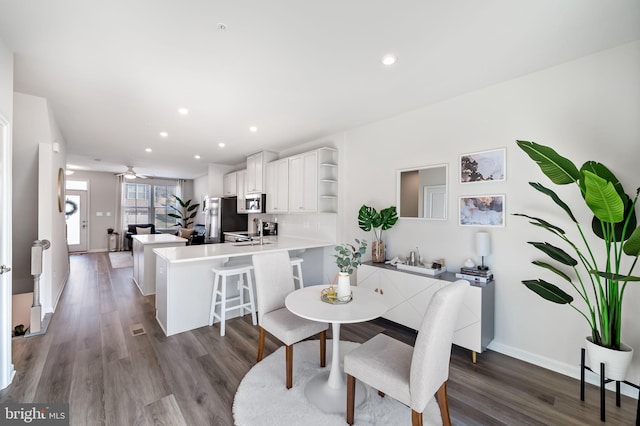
top-left (233, 340), bottom-right (442, 426)
top-left (108, 251), bottom-right (133, 269)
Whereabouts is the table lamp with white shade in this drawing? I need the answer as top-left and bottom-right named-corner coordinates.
top-left (476, 231), bottom-right (491, 271)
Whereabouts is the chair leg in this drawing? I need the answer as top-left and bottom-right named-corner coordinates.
top-left (436, 381), bottom-right (452, 426)
top-left (286, 344), bottom-right (293, 389)
top-left (319, 330), bottom-right (326, 367)
top-left (220, 274), bottom-right (227, 336)
top-left (346, 374), bottom-right (356, 425)
top-left (256, 327), bottom-right (265, 362)
top-left (411, 410), bottom-right (423, 426)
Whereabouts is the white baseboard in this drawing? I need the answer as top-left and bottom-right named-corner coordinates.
top-left (488, 341), bottom-right (639, 399)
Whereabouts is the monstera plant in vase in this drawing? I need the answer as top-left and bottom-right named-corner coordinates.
top-left (358, 205), bottom-right (398, 263)
top-left (515, 140), bottom-right (640, 381)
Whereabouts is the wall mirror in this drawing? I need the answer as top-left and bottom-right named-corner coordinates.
top-left (397, 164), bottom-right (448, 220)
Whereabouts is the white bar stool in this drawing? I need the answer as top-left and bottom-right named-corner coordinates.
top-left (210, 263), bottom-right (257, 336)
top-left (290, 257), bottom-right (304, 289)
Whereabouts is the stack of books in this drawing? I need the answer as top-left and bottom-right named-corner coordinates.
top-left (455, 267), bottom-right (494, 283)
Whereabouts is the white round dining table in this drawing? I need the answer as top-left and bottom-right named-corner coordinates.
top-left (285, 285), bottom-right (388, 413)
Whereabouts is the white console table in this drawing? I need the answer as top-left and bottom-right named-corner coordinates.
top-left (356, 262), bottom-right (494, 362)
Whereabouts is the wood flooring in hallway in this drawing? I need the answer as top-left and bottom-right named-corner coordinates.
top-left (0, 252), bottom-right (637, 425)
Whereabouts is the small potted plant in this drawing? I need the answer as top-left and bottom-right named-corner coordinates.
top-left (333, 239), bottom-right (367, 298)
top-left (358, 205), bottom-right (398, 262)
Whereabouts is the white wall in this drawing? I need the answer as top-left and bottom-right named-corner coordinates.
top-left (193, 174), bottom-right (208, 225)
top-left (0, 39), bottom-right (11, 121)
top-left (342, 41), bottom-right (640, 389)
top-left (12, 93), bottom-right (52, 294)
top-left (37, 142), bottom-right (69, 313)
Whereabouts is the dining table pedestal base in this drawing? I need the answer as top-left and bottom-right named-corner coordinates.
top-left (304, 371), bottom-right (366, 414)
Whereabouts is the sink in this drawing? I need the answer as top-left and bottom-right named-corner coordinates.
top-left (233, 241), bottom-right (272, 246)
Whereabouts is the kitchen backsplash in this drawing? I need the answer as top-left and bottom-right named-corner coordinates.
top-left (249, 213), bottom-right (337, 242)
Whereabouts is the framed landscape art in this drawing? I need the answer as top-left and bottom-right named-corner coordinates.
top-left (459, 194), bottom-right (505, 227)
top-left (460, 148), bottom-right (506, 183)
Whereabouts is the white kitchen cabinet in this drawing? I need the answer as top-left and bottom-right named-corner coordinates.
top-left (357, 263), bottom-right (494, 361)
top-left (288, 151), bottom-right (318, 212)
top-left (287, 147), bottom-right (338, 213)
top-left (266, 158), bottom-right (289, 213)
top-left (223, 171), bottom-right (238, 197)
top-left (236, 169), bottom-right (247, 213)
top-left (246, 151), bottom-right (277, 194)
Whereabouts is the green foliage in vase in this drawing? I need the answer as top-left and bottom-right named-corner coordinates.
top-left (358, 205), bottom-right (398, 241)
top-left (515, 140), bottom-right (640, 350)
top-left (168, 195), bottom-right (200, 228)
top-left (334, 239), bottom-right (368, 274)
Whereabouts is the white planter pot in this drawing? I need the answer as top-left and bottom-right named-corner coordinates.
top-left (337, 272), bottom-right (351, 299)
top-left (585, 337), bottom-right (634, 381)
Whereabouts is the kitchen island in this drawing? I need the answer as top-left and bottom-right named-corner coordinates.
top-left (153, 236), bottom-right (335, 336)
top-left (132, 233), bottom-right (188, 296)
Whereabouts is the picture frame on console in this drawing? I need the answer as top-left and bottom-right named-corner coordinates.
top-left (459, 194), bottom-right (505, 227)
top-left (460, 148), bottom-right (506, 183)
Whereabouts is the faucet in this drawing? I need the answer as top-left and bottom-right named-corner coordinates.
top-left (253, 218), bottom-right (264, 245)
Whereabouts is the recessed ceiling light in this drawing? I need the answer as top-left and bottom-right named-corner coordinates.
top-left (160, 131), bottom-right (168, 138)
top-left (194, 155), bottom-right (201, 159)
top-left (218, 142), bottom-right (226, 148)
top-left (217, 23), bottom-right (227, 31)
top-left (381, 54), bottom-right (397, 66)
top-left (145, 148), bottom-right (152, 152)
top-left (178, 108), bottom-right (189, 115)
top-left (249, 126), bottom-right (258, 132)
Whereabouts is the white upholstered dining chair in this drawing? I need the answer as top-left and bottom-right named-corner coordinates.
top-left (251, 251), bottom-right (328, 389)
top-left (344, 280), bottom-right (468, 426)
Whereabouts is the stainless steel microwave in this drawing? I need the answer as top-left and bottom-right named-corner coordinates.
top-left (245, 194), bottom-right (266, 213)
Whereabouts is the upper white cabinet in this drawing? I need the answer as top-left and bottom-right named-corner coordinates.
top-left (236, 169), bottom-right (248, 213)
top-left (287, 147), bottom-right (338, 214)
top-left (289, 151), bottom-right (318, 213)
top-left (266, 158), bottom-right (289, 213)
top-left (246, 151), bottom-right (278, 194)
top-left (223, 171), bottom-right (237, 197)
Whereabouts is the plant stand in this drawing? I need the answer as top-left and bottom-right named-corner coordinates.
top-left (580, 348), bottom-right (640, 423)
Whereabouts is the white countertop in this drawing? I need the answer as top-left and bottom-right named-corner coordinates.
top-left (153, 236), bottom-right (335, 264)
top-left (132, 234), bottom-right (188, 244)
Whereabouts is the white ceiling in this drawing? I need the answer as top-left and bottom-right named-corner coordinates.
top-left (1, 1), bottom-right (639, 179)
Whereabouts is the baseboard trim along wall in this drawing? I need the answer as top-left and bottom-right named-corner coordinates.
top-left (488, 341), bottom-right (638, 399)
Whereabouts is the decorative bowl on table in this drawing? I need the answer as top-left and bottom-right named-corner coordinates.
top-left (320, 287), bottom-right (352, 304)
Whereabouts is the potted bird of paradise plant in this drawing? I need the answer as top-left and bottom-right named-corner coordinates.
top-left (515, 140), bottom-right (640, 380)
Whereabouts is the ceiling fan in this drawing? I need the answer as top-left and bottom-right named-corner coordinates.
top-left (117, 166), bottom-right (147, 180)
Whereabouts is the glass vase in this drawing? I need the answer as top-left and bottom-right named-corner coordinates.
top-left (372, 240), bottom-right (385, 263)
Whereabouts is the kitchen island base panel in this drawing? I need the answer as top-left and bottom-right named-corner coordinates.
top-left (156, 257), bottom-right (228, 336)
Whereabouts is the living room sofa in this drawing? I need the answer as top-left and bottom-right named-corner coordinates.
top-left (125, 224), bottom-right (162, 250)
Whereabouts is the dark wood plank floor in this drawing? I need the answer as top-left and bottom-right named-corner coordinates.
top-left (1, 252), bottom-right (636, 425)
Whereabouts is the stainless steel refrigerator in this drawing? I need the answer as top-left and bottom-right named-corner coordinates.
top-left (202, 197), bottom-right (248, 243)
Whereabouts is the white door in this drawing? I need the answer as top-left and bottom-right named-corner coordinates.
top-left (423, 185), bottom-right (447, 219)
top-left (66, 190), bottom-right (88, 252)
top-left (0, 113), bottom-right (15, 390)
